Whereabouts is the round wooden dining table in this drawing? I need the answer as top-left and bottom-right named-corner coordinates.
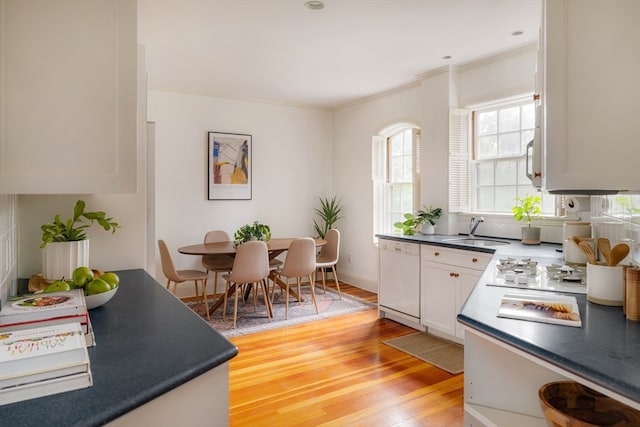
top-left (178, 238), bottom-right (326, 315)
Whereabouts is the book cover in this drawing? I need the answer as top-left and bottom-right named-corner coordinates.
top-left (498, 291), bottom-right (582, 327)
top-left (0, 290), bottom-right (87, 326)
top-left (0, 322), bottom-right (89, 380)
top-left (0, 371), bottom-right (92, 406)
top-left (0, 313), bottom-right (89, 334)
top-left (0, 360), bottom-right (89, 390)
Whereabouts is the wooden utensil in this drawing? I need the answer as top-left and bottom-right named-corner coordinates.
top-left (578, 241), bottom-right (597, 264)
top-left (597, 238), bottom-right (611, 266)
top-left (609, 243), bottom-right (630, 266)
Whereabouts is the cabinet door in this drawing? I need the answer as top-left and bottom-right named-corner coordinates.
top-left (421, 259), bottom-right (483, 339)
top-left (543, 0), bottom-right (640, 192)
top-left (0, 0), bottom-right (137, 193)
top-left (421, 260), bottom-right (456, 336)
top-left (455, 273), bottom-right (481, 339)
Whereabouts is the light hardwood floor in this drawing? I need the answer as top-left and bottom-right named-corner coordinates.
top-left (228, 283), bottom-right (464, 426)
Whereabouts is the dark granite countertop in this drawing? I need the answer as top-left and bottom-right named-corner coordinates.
top-left (458, 266), bottom-right (640, 408)
top-left (2, 268), bottom-right (238, 426)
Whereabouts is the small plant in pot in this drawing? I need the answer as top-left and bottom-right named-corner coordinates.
top-left (394, 204), bottom-right (443, 235)
top-left (40, 200), bottom-right (120, 282)
top-left (512, 194), bottom-right (542, 245)
top-left (234, 221), bottom-right (272, 247)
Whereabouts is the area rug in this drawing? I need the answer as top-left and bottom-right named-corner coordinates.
top-left (188, 286), bottom-right (376, 338)
top-left (383, 332), bottom-right (464, 374)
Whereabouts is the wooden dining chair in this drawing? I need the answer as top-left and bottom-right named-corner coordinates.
top-left (222, 240), bottom-right (272, 328)
top-left (271, 238), bottom-right (318, 320)
top-left (157, 239), bottom-right (211, 319)
top-left (201, 230), bottom-right (235, 300)
top-left (315, 228), bottom-right (342, 299)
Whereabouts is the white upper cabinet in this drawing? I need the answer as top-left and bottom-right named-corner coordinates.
top-left (542, 0), bottom-right (640, 193)
top-left (0, 0), bottom-right (138, 194)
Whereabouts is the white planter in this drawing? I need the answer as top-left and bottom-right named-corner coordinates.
top-left (420, 223), bottom-right (436, 235)
top-left (42, 240), bottom-right (90, 282)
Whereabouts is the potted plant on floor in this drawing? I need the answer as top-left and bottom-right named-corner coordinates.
top-left (394, 204), bottom-right (442, 235)
top-left (234, 221), bottom-right (272, 246)
top-left (40, 200), bottom-right (120, 282)
top-left (312, 196), bottom-right (343, 239)
top-left (512, 194), bottom-right (542, 245)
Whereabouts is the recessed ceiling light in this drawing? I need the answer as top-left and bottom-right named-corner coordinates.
top-left (305, 1), bottom-right (325, 10)
top-left (442, 55), bottom-right (452, 60)
top-left (512, 30), bottom-right (524, 36)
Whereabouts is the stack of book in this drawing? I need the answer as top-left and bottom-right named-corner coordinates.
top-left (0, 322), bottom-right (92, 405)
top-left (0, 289), bottom-right (95, 347)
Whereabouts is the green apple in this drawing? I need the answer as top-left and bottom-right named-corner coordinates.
top-left (43, 280), bottom-right (71, 293)
top-left (100, 272), bottom-right (120, 289)
top-left (72, 266), bottom-right (94, 287)
top-left (85, 278), bottom-right (112, 296)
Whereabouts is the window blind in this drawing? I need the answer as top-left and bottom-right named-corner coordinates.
top-left (449, 109), bottom-right (470, 213)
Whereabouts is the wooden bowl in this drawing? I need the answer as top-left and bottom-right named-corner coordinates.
top-left (539, 381), bottom-right (640, 427)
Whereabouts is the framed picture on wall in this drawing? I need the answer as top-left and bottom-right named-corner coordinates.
top-left (207, 131), bottom-right (252, 200)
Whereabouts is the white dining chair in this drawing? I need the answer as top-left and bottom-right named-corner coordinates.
top-left (271, 238), bottom-right (318, 320)
top-left (158, 239), bottom-right (211, 319)
top-left (222, 240), bottom-right (272, 328)
top-left (201, 230), bottom-right (235, 300)
top-left (315, 229), bottom-right (342, 299)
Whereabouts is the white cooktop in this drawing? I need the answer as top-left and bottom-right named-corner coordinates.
top-left (486, 258), bottom-right (587, 295)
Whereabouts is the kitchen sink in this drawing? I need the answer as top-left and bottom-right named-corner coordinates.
top-left (443, 237), bottom-right (511, 247)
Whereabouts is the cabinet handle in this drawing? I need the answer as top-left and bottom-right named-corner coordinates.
top-left (472, 258), bottom-right (478, 263)
top-left (434, 251), bottom-right (440, 256)
top-left (533, 93), bottom-right (540, 101)
top-left (450, 272), bottom-right (455, 277)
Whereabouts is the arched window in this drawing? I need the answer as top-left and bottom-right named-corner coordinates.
top-left (372, 125), bottom-right (420, 241)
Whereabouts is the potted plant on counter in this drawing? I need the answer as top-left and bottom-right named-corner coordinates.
top-left (40, 200), bottom-right (120, 282)
top-left (234, 221), bottom-right (272, 247)
top-left (394, 204), bottom-right (443, 235)
top-left (512, 194), bottom-right (542, 245)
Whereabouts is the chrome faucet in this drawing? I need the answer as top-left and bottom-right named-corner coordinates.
top-left (469, 216), bottom-right (485, 237)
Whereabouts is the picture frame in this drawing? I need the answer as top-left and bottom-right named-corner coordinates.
top-left (207, 131), bottom-right (252, 200)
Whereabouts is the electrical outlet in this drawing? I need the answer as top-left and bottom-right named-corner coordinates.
top-left (347, 254), bottom-right (352, 263)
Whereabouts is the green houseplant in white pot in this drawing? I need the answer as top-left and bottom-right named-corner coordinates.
top-left (394, 204), bottom-right (443, 235)
top-left (512, 194), bottom-right (542, 245)
top-left (40, 200), bottom-right (119, 282)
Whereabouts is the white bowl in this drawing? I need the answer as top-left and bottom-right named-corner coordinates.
top-left (85, 286), bottom-right (118, 310)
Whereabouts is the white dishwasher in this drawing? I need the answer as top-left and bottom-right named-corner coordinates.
top-left (378, 238), bottom-right (421, 326)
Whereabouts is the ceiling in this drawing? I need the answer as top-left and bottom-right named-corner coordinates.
top-left (138, 0), bottom-right (541, 110)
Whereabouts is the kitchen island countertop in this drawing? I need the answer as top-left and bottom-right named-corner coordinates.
top-left (458, 252), bottom-right (640, 410)
top-left (378, 232), bottom-right (640, 409)
top-left (2, 268), bottom-right (238, 426)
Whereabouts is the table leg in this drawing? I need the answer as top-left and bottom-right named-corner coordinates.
top-left (268, 271), bottom-right (304, 302)
top-left (208, 284), bottom-right (236, 315)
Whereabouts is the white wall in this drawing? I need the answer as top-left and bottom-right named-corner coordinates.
top-left (148, 91), bottom-right (333, 295)
top-left (332, 84), bottom-right (422, 291)
top-left (332, 46), bottom-right (538, 292)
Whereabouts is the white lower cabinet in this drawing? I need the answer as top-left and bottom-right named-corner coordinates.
top-left (420, 246), bottom-right (491, 342)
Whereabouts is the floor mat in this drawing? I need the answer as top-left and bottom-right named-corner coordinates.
top-left (383, 332), bottom-right (464, 374)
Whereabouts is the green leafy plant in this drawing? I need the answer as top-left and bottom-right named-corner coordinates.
top-left (512, 194), bottom-right (542, 226)
top-left (234, 221), bottom-right (272, 247)
top-left (415, 205), bottom-right (442, 226)
top-left (313, 196), bottom-right (343, 239)
top-left (40, 200), bottom-right (120, 248)
top-left (394, 204), bottom-right (442, 235)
